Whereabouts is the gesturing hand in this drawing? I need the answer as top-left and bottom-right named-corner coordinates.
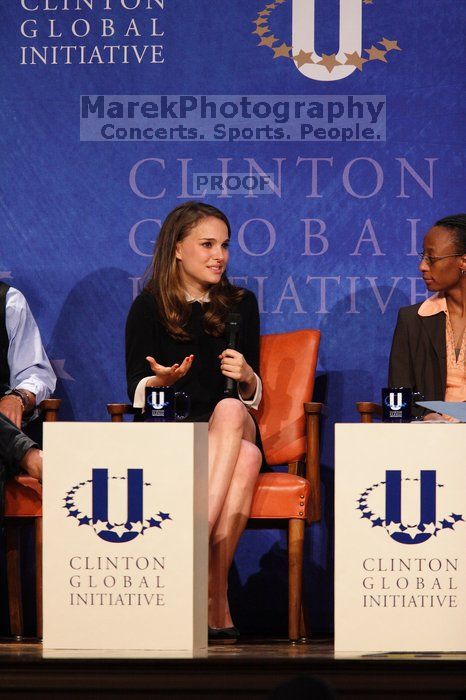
top-left (145, 355), bottom-right (194, 388)
top-left (219, 349), bottom-right (254, 385)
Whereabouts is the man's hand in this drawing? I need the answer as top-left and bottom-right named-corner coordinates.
top-left (145, 355), bottom-right (194, 388)
top-left (0, 396), bottom-right (23, 428)
top-left (20, 447), bottom-right (42, 481)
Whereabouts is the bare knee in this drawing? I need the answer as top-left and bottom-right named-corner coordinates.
top-left (210, 398), bottom-right (248, 430)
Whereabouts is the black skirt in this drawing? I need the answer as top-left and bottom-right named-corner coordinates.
top-left (136, 404), bottom-right (268, 471)
top-left (185, 408), bottom-right (268, 472)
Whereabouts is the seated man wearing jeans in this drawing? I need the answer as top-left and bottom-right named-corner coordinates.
top-left (0, 281), bottom-right (56, 499)
top-left (0, 413), bottom-right (42, 512)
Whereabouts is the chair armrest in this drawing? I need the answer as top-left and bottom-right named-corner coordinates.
top-left (107, 403), bottom-right (136, 422)
top-left (356, 402), bottom-right (382, 423)
top-left (304, 401), bottom-right (325, 416)
top-left (304, 402), bottom-right (324, 522)
top-left (39, 398), bottom-right (61, 422)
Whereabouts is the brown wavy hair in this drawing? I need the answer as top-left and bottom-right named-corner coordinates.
top-left (144, 202), bottom-right (245, 341)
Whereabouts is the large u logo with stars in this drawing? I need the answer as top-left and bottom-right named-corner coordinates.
top-left (63, 468), bottom-right (172, 543)
top-left (252, 0), bottom-right (401, 81)
top-left (357, 470), bottom-right (464, 545)
top-left (92, 468), bottom-right (144, 543)
top-left (292, 0), bottom-right (363, 81)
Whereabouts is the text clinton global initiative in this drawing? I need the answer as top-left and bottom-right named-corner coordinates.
top-left (361, 557), bottom-right (459, 609)
top-left (68, 554), bottom-right (166, 607)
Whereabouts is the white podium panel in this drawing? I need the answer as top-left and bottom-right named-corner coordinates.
top-left (43, 423), bottom-right (208, 653)
top-left (335, 424), bottom-right (466, 653)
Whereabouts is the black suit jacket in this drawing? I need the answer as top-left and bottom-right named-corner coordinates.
top-left (388, 302), bottom-right (446, 416)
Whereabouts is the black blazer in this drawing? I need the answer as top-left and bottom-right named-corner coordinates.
top-left (388, 302), bottom-right (446, 416)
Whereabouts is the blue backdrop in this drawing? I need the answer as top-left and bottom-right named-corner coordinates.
top-left (2, 0), bottom-right (464, 634)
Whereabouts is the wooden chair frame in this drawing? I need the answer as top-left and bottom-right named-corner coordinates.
top-left (4, 398), bottom-right (60, 640)
top-left (246, 401), bottom-right (322, 642)
top-left (356, 401), bottom-right (382, 423)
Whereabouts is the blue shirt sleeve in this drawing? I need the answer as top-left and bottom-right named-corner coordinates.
top-left (5, 287), bottom-right (56, 405)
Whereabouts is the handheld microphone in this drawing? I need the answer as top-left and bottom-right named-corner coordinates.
top-left (224, 312), bottom-right (241, 396)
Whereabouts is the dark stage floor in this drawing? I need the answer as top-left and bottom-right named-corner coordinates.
top-left (0, 639), bottom-right (464, 699)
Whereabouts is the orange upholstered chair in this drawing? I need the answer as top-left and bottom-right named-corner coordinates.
top-left (247, 330), bottom-right (322, 641)
top-left (4, 398), bottom-right (60, 639)
top-left (107, 329), bottom-right (322, 642)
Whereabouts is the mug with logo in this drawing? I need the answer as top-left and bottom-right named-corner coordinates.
top-left (145, 386), bottom-right (190, 422)
top-left (381, 387), bottom-right (413, 422)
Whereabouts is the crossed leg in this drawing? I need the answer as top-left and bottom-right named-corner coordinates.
top-left (207, 399), bottom-right (262, 629)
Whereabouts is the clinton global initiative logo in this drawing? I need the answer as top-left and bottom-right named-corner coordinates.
top-left (384, 391), bottom-right (407, 412)
top-left (357, 470), bottom-right (464, 545)
top-left (252, 0), bottom-right (401, 82)
top-left (63, 469), bottom-right (172, 543)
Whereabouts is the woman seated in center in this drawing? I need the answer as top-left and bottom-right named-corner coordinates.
top-left (125, 201), bottom-right (264, 641)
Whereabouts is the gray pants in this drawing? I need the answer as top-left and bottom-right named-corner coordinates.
top-left (0, 412), bottom-right (37, 475)
top-left (0, 412), bottom-right (37, 515)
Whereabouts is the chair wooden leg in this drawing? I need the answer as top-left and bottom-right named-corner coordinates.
top-left (288, 518), bottom-right (305, 642)
top-left (299, 564), bottom-right (311, 639)
top-left (299, 602), bottom-right (308, 639)
top-left (35, 518), bottom-right (43, 639)
top-left (5, 520), bottom-right (24, 639)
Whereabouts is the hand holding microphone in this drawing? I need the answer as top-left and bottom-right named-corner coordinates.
top-left (221, 312), bottom-right (256, 397)
top-left (219, 349), bottom-right (255, 385)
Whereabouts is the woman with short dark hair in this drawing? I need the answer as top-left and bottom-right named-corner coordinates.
top-left (389, 214), bottom-right (466, 419)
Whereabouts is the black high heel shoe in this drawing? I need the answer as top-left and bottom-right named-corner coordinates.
top-left (208, 626), bottom-right (239, 644)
